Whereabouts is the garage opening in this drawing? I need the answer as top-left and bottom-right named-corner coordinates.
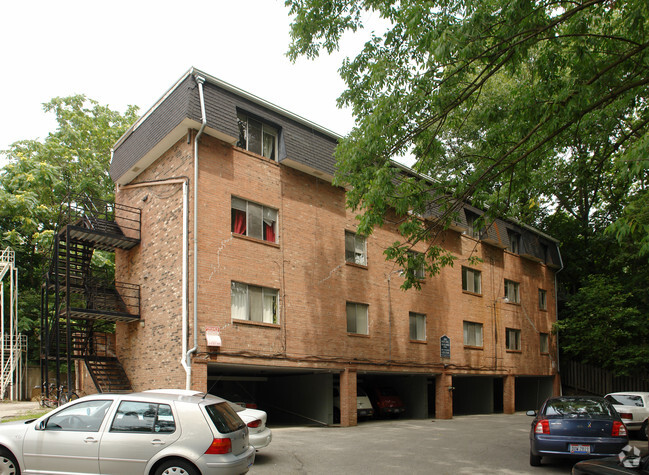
top-left (206, 364), bottom-right (334, 426)
top-left (515, 376), bottom-right (554, 411)
top-left (453, 376), bottom-right (500, 414)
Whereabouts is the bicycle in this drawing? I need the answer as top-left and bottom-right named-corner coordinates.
top-left (39, 384), bottom-right (79, 408)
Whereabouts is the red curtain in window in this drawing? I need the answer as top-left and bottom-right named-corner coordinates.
top-left (233, 209), bottom-right (246, 235)
top-left (264, 222), bottom-right (276, 242)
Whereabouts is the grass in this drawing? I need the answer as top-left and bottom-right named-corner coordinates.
top-left (1, 409), bottom-right (53, 423)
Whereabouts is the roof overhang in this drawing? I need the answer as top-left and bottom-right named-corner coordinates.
top-left (114, 118), bottom-right (237, 186)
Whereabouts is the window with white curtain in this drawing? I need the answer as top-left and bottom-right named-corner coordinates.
top-left (346, 302), bottom-right (368, 335)
top-left (231, 282), bottom-right (278, 324)
top-left (504, 279), bottom-right (520, 303)
top-left (506, 328), bottom-right (521, 351)
top-left (345, 231), bottom-right (367, 266)
top-left (462, 267), bottom-right (482, 294)
top-left (237, 112), bottom-right (278, 161)
top-left (409, 312), bottom-right (426, 341)
top-left (463, 321), bottom-right (483, 347)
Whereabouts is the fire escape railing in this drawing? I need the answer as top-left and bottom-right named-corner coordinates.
top-left (40, 194), bottom-right (140, 400)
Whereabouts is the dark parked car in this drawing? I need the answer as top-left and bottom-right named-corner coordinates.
top-left (572, 422), bottom-right (649, 474)
top-left (369, 386), bottom-right (405, 418)
top-left (572, 455), bottom-right (649, 474)
top-left (528, 396), bottom-right (629, 467)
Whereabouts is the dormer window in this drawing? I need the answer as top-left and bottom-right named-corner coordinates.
top-left (507, 230), bottom-right (521, 254)
top-left (237, 112), bottom-right (278, 161)
top-left (465, 210), bottom-right (482, 239)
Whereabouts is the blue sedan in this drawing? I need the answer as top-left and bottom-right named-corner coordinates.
top-left (528, 396), bottom-right (629, 467)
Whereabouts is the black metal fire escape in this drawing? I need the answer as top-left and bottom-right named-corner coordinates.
top-left (40, 195), bottom-right (141, 396)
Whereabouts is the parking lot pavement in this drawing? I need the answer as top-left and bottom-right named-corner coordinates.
top-left (251, 413), bottom-right (647, 475)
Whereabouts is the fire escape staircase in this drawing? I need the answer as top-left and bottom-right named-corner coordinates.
top-left (41, 196), bottom-right (141, 394)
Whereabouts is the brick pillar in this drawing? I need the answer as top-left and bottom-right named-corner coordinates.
top-left (503, 374), bottom-right (515, 414)
top-left (190, 360), bottom-right (208, 392)
top-left (340, 368), bottom-right (357, 427)
top-left (435, 373), bottom-right (453, 419)
top-left (553, 373), bottom-right (562, 396)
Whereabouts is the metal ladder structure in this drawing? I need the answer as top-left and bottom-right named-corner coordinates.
top-left (41, 195), bottom-right (141, 396)
top-left (0, 247), bottom-right (27, 400)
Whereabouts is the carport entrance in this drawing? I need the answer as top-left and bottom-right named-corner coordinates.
top-left (453, 376), bottom-right (501, 414)
top-left (206, 364), bottom-right (334, 426)
top-left (515, 376), bottom-right (554, 411)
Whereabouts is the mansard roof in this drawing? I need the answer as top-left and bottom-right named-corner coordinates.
top-left (111, 67), bottom-right (561, 268)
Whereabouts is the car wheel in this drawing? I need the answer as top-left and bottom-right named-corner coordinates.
top-left (640, 420), bottom-right (648, 441)
top-left (0, 448), bottom-right (20, 475)
top-left (529, 452), bottom-right (542, 467)
top-left (154, 459), bottom-right (198, 475)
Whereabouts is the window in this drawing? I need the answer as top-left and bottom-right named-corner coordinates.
top-left (541, 243), bottom-right (549, 264)
top-left (504, 279), bottom-right (520, 303)
top-left (346, 302), bottom-right (368, 335)
top-left (506, 328), bottom-right (521, 351)
top-left (231, 197), bottom-right (277, 243)
top-left (407, 251), bottom-right (426, 280)
top-left (538, 289), bottom-right (547, 310)
top-left (237, 112), bottom-right (278, 160)
top-left (463, 321), bottom-right (483, 347)
top-left (409, 312), bottom-right (426, 341)
top-left (507, 230), bottom-right (521, 254)
top-left (111, 401), bottom-right (176, 433)
top-left (345, 231), bottom-right (367, 266)
top-left (44, 400), bottom-right (112, 432)
top-left (462, 267), bottom-right (482, 294)
top-left (465, 210), bottom-right (483, 239)
top-left (205, 402), bottom-right (246, 434)
top-left (540, 333), bottom-right (549, 354)
top-left (231, 282), bottom-right (279, 324)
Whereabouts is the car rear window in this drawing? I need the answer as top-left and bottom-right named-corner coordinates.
top-left (205, 402), bottom-right (245, 434)
top-left (544, 398), bottom-right (613, 417)
top-left (605, 394), bottom-right (644, 407)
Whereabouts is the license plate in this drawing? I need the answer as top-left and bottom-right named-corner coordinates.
top-left (570, 444), bottom-right (591, 454)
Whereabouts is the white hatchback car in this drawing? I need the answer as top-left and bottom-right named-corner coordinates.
top-left (0, 391), bottom-right (255, 475)
top-left (604, 391), bottom-right (649, 440)
top-left (147, 389), bottom-right (272, 450)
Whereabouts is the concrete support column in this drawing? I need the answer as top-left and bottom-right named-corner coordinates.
top-left (340, 368), bottom-right (357, 427)
top-left (435, 373), bottom-right (453, 419)
top-left (503, 374), bottom-right (515, 414)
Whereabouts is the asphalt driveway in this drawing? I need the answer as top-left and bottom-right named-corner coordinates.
top-left (251, 413), bottom-right (647, 474)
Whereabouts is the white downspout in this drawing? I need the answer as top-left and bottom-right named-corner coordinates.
top-left (187, 75), bottom-right (207, 389)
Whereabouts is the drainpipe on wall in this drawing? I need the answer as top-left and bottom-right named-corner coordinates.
top-left (186, 74), bottom-right (207, 390)
top-left (554, 245), bottom-right (564, 396)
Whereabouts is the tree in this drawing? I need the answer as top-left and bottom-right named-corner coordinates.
top-left (0, 96), bottom-right (138, 340)
top-left (286, 0), bottom-right (649, 282)
top-left (286, 0), bottom-right (649, 373)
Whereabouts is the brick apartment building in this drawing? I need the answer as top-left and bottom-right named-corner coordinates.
top-left (106, 67), bottom-right (562, 426)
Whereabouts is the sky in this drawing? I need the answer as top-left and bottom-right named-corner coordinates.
top-left (0, 0), bottom-right (379, 167)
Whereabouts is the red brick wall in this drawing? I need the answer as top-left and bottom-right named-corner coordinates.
top-left (114, 132), bottom-right (558, 390)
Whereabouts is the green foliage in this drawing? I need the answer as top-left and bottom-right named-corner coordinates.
top-left (0, 96), bottom-right (138, 360)
top-left (286, 0), bottom-right (649, 263)
top-left (555, 275), bottom-right (649, 375)
top-left (287, 0), bottom-right (649, 370)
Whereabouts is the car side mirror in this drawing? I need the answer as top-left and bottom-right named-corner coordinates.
top-left (36, 420), bottom-right (46, 430)
top-left (526, 410), bottom-right (537, 417)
